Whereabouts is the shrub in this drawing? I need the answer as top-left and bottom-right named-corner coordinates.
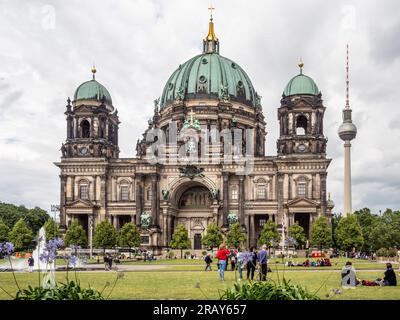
top-left (375, 248), bottom-right (389, 257)
top-left (15, 280), bottom-right (104, 300)
top-left (201, 251), bottom-right (207, 256)
top-left (185, 251), bottom-right (191, 257)
top-left (167, 251), bottom-right (175, 259)
top-left (219, 278), bottom-right (319, 300)
top-left (387, 248), bottom-right (398, 257)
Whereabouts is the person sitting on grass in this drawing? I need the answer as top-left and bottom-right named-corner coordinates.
top-left (303, 259), bottom-right (310, 267)
top-left (341, 261), bottom-right (361, 286)
top-left (381, 263), bottom-right (397, 286)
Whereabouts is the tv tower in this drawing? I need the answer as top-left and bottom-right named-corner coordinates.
top-left (338, 44), bottom-right (357, 216)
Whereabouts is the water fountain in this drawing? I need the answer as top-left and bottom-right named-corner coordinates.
top-left (32, 227), bottom-right (55, 271)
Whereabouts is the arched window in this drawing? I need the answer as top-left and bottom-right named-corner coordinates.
top-left (255, 178), bottom-right (267, 200)
top-left (80, 119), bottom-right (90, 138)
top-left (79, 183), bottom-right (89, 200)
top-left (120, 186), bottom-right (129, 201)
top-left (296, 115), bottom-right (307, 135)
top-left (231, 187), bottom-right (238, 200)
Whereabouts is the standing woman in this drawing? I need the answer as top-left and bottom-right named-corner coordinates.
top-left (216, 243), bottom-right (231, 281)
top-left (246, 246), bottom-right (257, 281)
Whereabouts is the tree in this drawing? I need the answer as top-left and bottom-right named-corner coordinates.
top-left (335, 215), bottom-right (364, 252)
top-left (118, 222), bottom-right (140, 257)
top-left (64, 220), bottom-right (87, 248)
top-left (226, 223), bottom-right (246, 249)
top-left (0, 220), bottom-right (10, 242)
top-left (201, 222), bottom-right (223, 253)
top-left (288, 222), bottom-right (306, 249)
top-left (331, 213), bottom-right (342, 249)
top-left (8, 218), bottom-right (34, 250)
top-left (43, 218), bottom-right (60, 240)
top-left (258, 220), bottom-right (280, 249)
top-left (353, 208), bottom-right (379, 252)
top-left (0, 202), bottom-right (49, 233)
top-left (310, 216), bottom-right (332, 252)
top-left (93, 220), bottom-right (117, 253)
top-left (170, 224), bottom-right (191, 258)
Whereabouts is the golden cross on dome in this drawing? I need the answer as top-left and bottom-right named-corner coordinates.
top-left (91, 63), bottom-right (96, 80)
top-left (208, 4), bottom-right (215, 21)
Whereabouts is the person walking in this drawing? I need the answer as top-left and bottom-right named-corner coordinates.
top-left (204, 253), bottom-right (213, 271)
top-left (236, 248), bottom-right (245, 281)
top-left (28, 256), bottom-right (34, 272)
top-left (108, 254), bottom-right (113, 270)
top-left (216, 244), bottom-right (231, 281)
top-left (103, 254), bottom-right (109, 271)
top-left (257, 244), bottom-right (268, 281)
top-left (246, 246), bottom-right (257, 281)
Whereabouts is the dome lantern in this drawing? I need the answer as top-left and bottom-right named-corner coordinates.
top-left (203, 5), bottom-right (219, 54)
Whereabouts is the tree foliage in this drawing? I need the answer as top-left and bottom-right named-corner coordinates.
top-left (201, 222), bottom-right (223, 250)
top-left (93, 220), bottom-right (117, 252)
top-left (288, 222), bottom-right (306, 249)
top-left (0, 202), bottom-right (49, 234)
top-left (64, 221), bottom-right (87, 247)
top-left (0, 220), bottom-right (10, 242)
top-left (44, 218), bottom-right (60, 240)
top-left (258, 220), bottom-right (280, 248)
top-left (226, 223), bottom-right (246, 249)
top-left (170, 224), bottom-right (191, 258)
top-left (9, 218), bottom-right (34, 250)
top-left (310, 217), bottom-right (332, 250)
top-left (335, 215), bottom-right (364, 251)
top-left (118, 222), bottom-right (140, 249)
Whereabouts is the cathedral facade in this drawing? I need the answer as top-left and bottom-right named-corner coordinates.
top-left (55, 17), bottom-right (334, 251)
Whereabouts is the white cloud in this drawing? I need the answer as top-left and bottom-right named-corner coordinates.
top-left (0, 0), bottom-right (399, 215)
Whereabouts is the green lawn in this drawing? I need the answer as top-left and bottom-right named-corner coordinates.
top-left (0, 269), bottom-right (399, 300)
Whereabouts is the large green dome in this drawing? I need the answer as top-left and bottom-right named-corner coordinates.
top-left (160, 53), bottom-right (258, 108)
top-left (283, 73), bottom-right (320, 97)
top-left (74, 79), bottom-right (112, 104)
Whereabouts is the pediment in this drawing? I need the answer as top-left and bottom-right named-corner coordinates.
top-left (74, 105), bottom-right (93, 113)
top-left (286, 197), bottom-right (318, 207)
top-left (67, 199), bottom-right (95, 208)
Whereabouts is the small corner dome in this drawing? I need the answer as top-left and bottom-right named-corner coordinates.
top-left (283, 72), bottom-right (320, 97)
top-left (73, 79), bottom-right (112, 104)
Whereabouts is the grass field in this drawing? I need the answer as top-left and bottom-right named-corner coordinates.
top-left (0, 269), bottom-right (399, 300)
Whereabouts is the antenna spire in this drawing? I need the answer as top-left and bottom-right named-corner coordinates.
top-left (345, 44), bottom-right (350, 109)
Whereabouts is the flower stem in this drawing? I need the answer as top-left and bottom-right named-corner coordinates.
top-left (7, 256), bottom-right (21, 292)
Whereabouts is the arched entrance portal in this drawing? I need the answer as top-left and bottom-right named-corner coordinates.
top-left (171, 180), bottom-right (216, 250)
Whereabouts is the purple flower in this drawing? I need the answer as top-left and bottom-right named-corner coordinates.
top-left (0, 242), bottom-right (14, 256)
top-left (39, 238), bottom-right (64, 264)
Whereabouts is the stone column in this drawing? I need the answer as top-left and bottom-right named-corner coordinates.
top-left (288, 174), bottom-right (292, 200)
top-left (135, 173), bottom-right (144, 225)
top-left (277, 172), bottom-right (284, 224)
top-left (60, 175), bottom-right (67, 230)
top-left (150, 173), bottom-right (159, 227)
top-left (112, 215), bottom-right (118, 230)
top-left (222, 172), bottom-right (229, 227)
top-left (320, 172), bottom-right (327, 217)
top-left (238, 175), bottom-right (245, 227)
top-left (250, 214), bottom-right (255, 247)
top-left (100, 174), bottom-right (107, 222)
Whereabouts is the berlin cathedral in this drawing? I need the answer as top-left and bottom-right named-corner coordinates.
top-left (55, 15), bottom-right (334, 252)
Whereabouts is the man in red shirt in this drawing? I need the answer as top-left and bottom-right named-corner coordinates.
top-left (216, 243), bottom-right (231, 281)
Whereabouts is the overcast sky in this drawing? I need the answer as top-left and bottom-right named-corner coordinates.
top-left (0, 0), bottom-right (399, 216)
